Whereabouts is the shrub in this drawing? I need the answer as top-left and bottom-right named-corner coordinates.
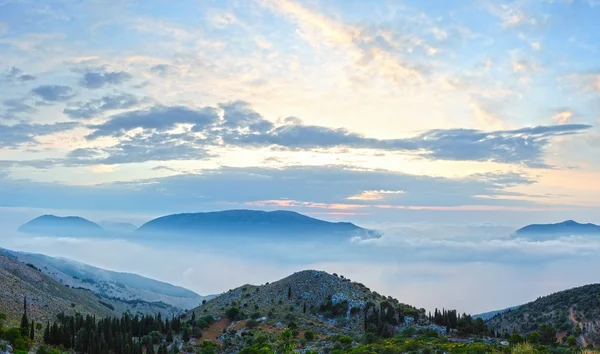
top-left (304, 330), bottom-right (315, 341)
top-left (246, 319), bottom-right (259, 329)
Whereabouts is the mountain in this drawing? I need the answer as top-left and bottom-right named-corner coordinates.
top-left (189, 270), bottom-right (423, 342)
top-left (18, 215), bottom-right (105, 237)
top-left (136, 209), bottom-right (381, 239)
top-left (0, 248), bottom-right (211, 311)
top-left (0, 252), bottom-right (115, 327)
top-left (514, 220), bottom-right (600, 239)
top-left (486, 283), bottom-right (600, 346)
top-left (473, 306), bottom-right (519, 321)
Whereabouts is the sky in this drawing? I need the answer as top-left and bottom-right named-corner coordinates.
top-left (1, 0), bottom-right (600, 313)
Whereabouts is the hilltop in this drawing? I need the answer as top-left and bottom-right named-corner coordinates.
top-left (188, 270), bottom-right (424, 347)
top-left (18, 215), bottom-right (105, 237)
top-left (136, 209), bottom-right (381, 240)
top-left (486, 283), bottom-right (600, 346)
top-left (514, 220), bottom-right (600, 240)
top-left (0, 248), bottom-right (209, 312)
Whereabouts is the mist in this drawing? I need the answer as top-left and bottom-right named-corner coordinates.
top-left (2, 206), bottom-right (600, 315)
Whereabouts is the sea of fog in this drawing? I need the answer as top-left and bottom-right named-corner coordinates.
top-left (2, 206), bottom-right (600, 315)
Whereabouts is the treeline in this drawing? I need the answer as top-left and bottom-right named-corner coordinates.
top-left (42, 312), bottom-right (182, 354)
top-left (428, 308), bottom-right (488, 336)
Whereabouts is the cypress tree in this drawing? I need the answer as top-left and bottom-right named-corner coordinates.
top-left (30, 320), bottom-right (35, 340)
top-left (287, 286), bottom-right (292, 299)
top-left (20, 296), bottom-right (29, 337)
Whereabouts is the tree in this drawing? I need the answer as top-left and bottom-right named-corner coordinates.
top-left (278, 328), bottom-right (295, 354)
top-left (20, 296), bottom-right (29, 338)
top-left (30, 321), bottom-right (35, 340)
top-left (287, 286), bottom-right (292, 299)
top-left (225, 307), bottom-right (240, 320)
top-left (527, 331), bottom-right (540, 345)
top-left (566, 336), bottom-right (578, 347)
top-left (509, 333), bottom-right (524, 345)
top-left (539, 324), bottom-right (556, 345)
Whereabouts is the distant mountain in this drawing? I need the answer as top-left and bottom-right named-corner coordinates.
top-left (18, 214), bottom-right (105, 237)
top-left (0, 248), bottom-right (212, 311)
top-left (136, 209), bottom-right (381, 239)
top-left (514, 220), bottom-right (600, 239)
top-left (486, 284), bottom-right (600, 346)
top-left (473, 306), bottom-right (519, 321)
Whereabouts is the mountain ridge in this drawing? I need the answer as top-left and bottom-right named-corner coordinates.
top-left (514, 220), bottom-right (600, 239)
top-left (0, 248), bottom-right (210, 311)
top-left (136, 209), bottom-right (381, 239)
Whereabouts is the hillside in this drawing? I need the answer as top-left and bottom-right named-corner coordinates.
top-left (473, 306), bottom-right (518, 321)
top-left (514, 220), bottom-right (600, 240)
top-left (0, 248), bottom-right (209, 310)
top-left (18, 215), bottom-right (105, 237)
top-left (136, 209), bottom-right (381, 240)
top-left (486, 283), bottom-right (600, 346)
top-left (188, 270), bottom-right (423, 349)
top-left (0, 252), bottom-right (116, 327)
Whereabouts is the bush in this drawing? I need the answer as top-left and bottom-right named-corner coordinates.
top-left (304, 330), bottom-right (315, 341)
top-left (245, 319), bottom-right (259, 329)
top-left (226, 307), bottom-right (241, 320)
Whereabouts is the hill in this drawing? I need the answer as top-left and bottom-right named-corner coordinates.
top-left (188, 270), bottom-right (424, 347)
top-left (136, 209), bottom-right (381, 240)
top-left (0, 248), bottom-right (210, 311)
top-left (486, 283), bottom-right (600, 346)
top-left (0, 252), bottom-right (116, 327)
top-left (18, 215), bottom-right (105, 237)
top-left (514, 220), bottom-right (600, 240)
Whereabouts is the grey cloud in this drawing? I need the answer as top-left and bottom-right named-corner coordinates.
top-left (81, 101), bottom-right (592, 167)
top-left (80, 70), bottom-right (133, 89)
top-left (31, 85), bottom-right (75, 102)
top-left (0, 121), bottom-right (78, 148)
top-left (63, 93), bottom-right (147, 119)
top-left (150, 64), bottom-right (173, 77)
top-left (86, 106), bottom-right (220, 139)
top-left (66, 132), bottom-right (211, 165)
top-left (2, 98), bottom-right (36, 120)
top-left (2, 67), bottom-right (36, 82)
top-left (0, 164), bottom-right (539, 213)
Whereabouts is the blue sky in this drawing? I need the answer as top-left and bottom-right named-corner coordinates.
top-left (1, 0), bottom-right (600, 312)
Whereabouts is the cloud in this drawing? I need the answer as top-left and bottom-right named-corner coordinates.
top-left (0, 164), bottom-right (542, 215)
top-left (2, 98), bottom-right (36, 120)
top-left (79, 69), bottom-right (133, 89)
top-left (553, 110), bottom-right (574, 125)
top-left (0, 121), bottom-right (79, 148)
top-left (65, 132), bottom-right (212, 165)
top-left (2, 67), bottom-right (36, 82)
top-left (86, 105), bottom-right (220, 139)
top-left (63, 93), bottom-right (147, 119)
top-left (81, 101), bottom-right (592, 167)
top-left (150, 64), bottom-right (173, 77)
top-left (31, 85), bottom-right (75, 102)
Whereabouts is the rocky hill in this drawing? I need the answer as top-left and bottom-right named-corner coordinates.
top-left (0, 248), bottom-right (209, 311)
top-left (514, 220), bottom-right (600, 240)
top-left (0, 252), bottom-right (116, 327)
top-left (188, 270), bottom-right (423, 349)
top-left (18, 215), bottom-right (105, 237)
top-left (136, 210), bottom-right (381, 240)
top-left (486, 283), bottom-right (600, 346)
